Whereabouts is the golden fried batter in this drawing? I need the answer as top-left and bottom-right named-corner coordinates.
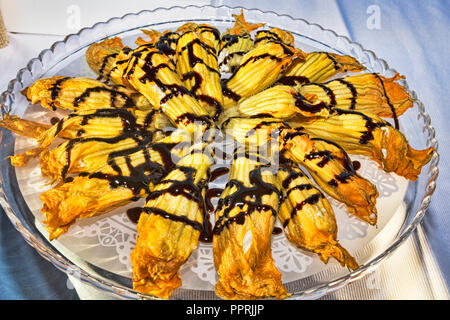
top-left (0, 11), bottom-right (434, 301)
top-left (41, 175), bottom-right (144, 240)
top-left (222, 41), bottom-right (306, 108)
top-left (295, 108), bottom-right (433, 180)
top-left (279, 51), bottom-right (366, 85)
top-left (85, 37), bottom-right (125, 80)
top-left (277, 166), bottom-right (358, 269)
top-left (131, 144), bottom-right (213, 299)
top-left (213, 152), bottom-right (288, 300)
top-left (23, 76), bottom-right (152, 111)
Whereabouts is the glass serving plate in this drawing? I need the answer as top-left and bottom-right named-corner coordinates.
top-left (0, 5), bottom-right (439, 300)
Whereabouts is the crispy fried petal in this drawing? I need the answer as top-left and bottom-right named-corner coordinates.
top-left (39, 133), bottom-right (189, 240)
top-left (218, 32), bottom-right (254, 74)
top-left (280, 129), bottom-right (378, 224)
top-left (85, 37), bottom-right (124, 80)
top-left (176, 31), bottom-right (223, 120)
top-left (222, 41), bottom-right (305, 108)
top-left (297, 73), bottom-right (414, 119)
top-left (0, 114), bottom-right (51, 138)
top-left (254, 28), bottom-right (295, 47)
top-left (277, 166), bottom-right (358, 269)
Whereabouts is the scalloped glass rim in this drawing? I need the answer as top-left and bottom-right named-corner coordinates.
top-left (0, 5), bottom-right (439, 300)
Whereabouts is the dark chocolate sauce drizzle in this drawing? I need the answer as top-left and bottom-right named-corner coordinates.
top-left (277, 75), bottom-right (310, 86)
top-left (272, 227), bottom-right (283, 235)
top-left (49, 77), bottom-right (71, 110)
top-left (213, 164), bottom-right (280, 235)
top-left (97, 52), bottom-right (118, 81)
top-left (50, 117), bottom-right (60, 125)
top-left (309, 136), bottom-right (357, 189)
top-left (313, 83), bottom-right (337, 107)
top-left (352, 160), bottom-right (361, 171)
top-left (142, 207), bottom-right (203, 231)
top-left (254, 30), bottom-right (283, 45)
top-left (282, 170), bottom-right (304, 189)
top-left (218, 33), bottom-right (251, 55)
top-left (101, 47), bottom-right (132, 82)
top-left (140, 165), bottom-right (211, 241)
top-left (126, 206), bottom-right (143, 223)
top-left (205, 187), bottom-right (224, 213)
top-left (177, 33), bottom-right (223, 121)
top-left (289, 193), bottom-right (321, 219)
top-left (219, 51), bottom-right (247, 69)
top-left (196, 25), bottom-right (221, 45)
top-left (279, 166), bottom-right (323, 228)
top-left (54, 108), bottom-right (143, 138)
top-left (254, 30), bottom-right (295, 55)
top-left (180, 34), bottom-right (219, 74)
